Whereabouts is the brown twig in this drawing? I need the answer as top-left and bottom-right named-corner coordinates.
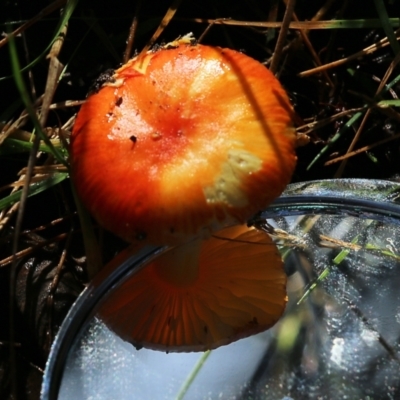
top-left (287, 1), bottom-right (334, 88)
top-left (299, 30), bottom-right (400, 77)
top-left (2, 232), bottom-right (69, 267)
top-left (45, 228), bottom-right (72, 347)
top-left (296, 107), bottom-right (366, 135)
top-left (137, 0), bottom-right (183, 61)
top-left (270, 0), bottom-right (296, 74)
top-left (325, 132), bottom-right (400, 166)
top-left (9, 17), bottom-right (69, 397)
top-left (0, 0), bottom-right (67, 49)
top-left (17, 164), bottom-right (68, 176)
top-left (123, 0), bottom-right (142, 63)
top-left (198, 19), bottom-right (220, 43)
top-left (335, 49), bottom-right (400, 176)
top-left (49, 99), bottom-right (85, 109)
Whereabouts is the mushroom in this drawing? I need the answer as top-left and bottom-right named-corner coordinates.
top-left (70, 35), bottom-right (296, 351)
top-left (100, 224), bottom-right (287, 352)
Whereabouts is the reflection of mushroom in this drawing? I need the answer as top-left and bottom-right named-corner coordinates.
top-left (70, 35), bottom-right (296, 351)
top-left (101, 225), bottom-right (287, 352)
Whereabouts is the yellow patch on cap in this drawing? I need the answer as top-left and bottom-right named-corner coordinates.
top-left (203, 149), bottom-right (262, 207)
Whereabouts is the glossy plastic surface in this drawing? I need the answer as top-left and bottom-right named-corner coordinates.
top-left (41, 179), bottom-right (400, 400)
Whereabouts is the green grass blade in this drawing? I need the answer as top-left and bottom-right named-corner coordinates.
top-left (175, 351), bottom-right (212, 400)
top-left (319, 18), bottom-right (400, 29)
top-left (307, 110), bottom-right (365, 170)
top-left (297, 266), bottom-right (330, 305)
top-left (188, 18), bottom-right (400, 30)
top-left (0, 172), bottom-right (69, 211)
top-left (307, 68), bottom-right (400, 170)
top-left (377, 99), bottom-right (400, 107)
top-left (0, 0), bottom-right (79, 82)
top-left (7, 28), bottom-right (68, 165)
top-left (70, 182), bottom-right (103, 279)
top-left (0, 138), bottom-right (64, 155)
top-left (373, 0), bottom-right (400, 55)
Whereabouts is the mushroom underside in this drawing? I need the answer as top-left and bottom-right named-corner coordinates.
top-left (99, 224), bottom-right (287, 352)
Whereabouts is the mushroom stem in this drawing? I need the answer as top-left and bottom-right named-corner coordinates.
top-left (153, 238), bottom-right (202, 286)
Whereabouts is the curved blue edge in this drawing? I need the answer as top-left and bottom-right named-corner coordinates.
top-left (259, 196), bottom-right (400, 226)
top-left (260, 179), bottom-right (400, 225)
top-left (40, 179), bottom-right (400, 400)
top-left (41, 245), bottom-right (165, 400)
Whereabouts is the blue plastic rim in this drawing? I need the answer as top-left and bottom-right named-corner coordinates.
top-left (41, 179), bottom-right (400, 400)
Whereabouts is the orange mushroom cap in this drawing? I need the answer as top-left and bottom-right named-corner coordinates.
top-left (99, 224), bottom-right (287, 352)
top-left (71, 37), bottom-right (295, 352)
top-left (70, 37), bottom-right (296, 245)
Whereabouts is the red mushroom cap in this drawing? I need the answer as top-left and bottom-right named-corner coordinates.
top-left (70, 38), bottom-right (296, 245)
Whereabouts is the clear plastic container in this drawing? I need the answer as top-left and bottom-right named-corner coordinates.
top-left (41, 179), bottom-right (400, 400)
